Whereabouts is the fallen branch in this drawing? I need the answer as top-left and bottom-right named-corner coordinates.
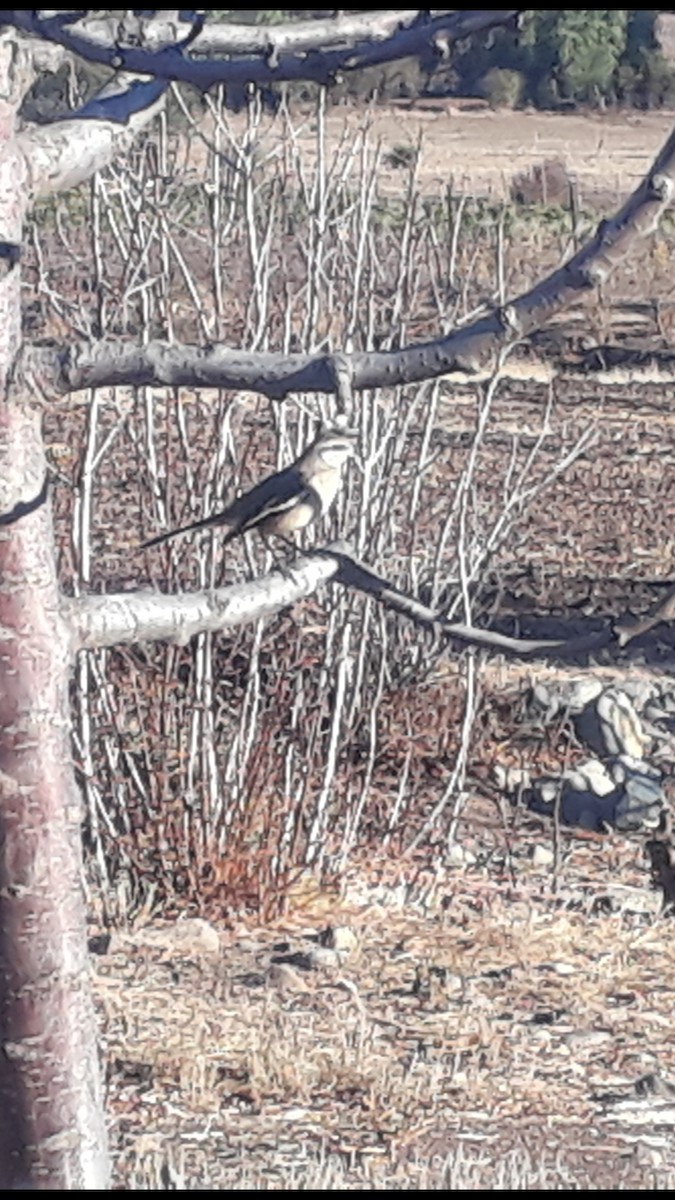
top-left (327, 547), bottom-right (612, 658)
top-left (614, 583), bottom-right (675, 647)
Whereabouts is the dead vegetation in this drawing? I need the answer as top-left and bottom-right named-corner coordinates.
top-left (29, 97), bottom-right (675, 1185)
top-left (94, 838), bottom-right (675, 1188)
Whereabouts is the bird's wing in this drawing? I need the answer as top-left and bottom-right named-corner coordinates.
top-left (141, 467), bottom-right (309, 549)
top-left (225, 466), bottom-right (309, 532)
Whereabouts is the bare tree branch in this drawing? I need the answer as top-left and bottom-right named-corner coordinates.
top-left (17, 75), bottom-right (167, 199)
top-left (6, 10), bottom-right (519, 91)
top-left (614, 582), bottom-right (675, 646)
top-left (63, 73), bottom-right (167, 124)
top-left (56, 121), bottom-right (675, 399)
top-left (64, 541), bottom-right (612, 659)
top-left (327, 548), bottom-right (612, 658)
top-left (175, 10), bottom-right (446, 55)
top-left (21, 11), bottom-right (453, 56)
top-left (62, 547), bottom-right (343, 653)
top-left (11, 10), bottom-right (210, 200)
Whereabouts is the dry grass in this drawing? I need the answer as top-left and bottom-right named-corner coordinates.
top-left (95, 839), bottom-right (675, 1188)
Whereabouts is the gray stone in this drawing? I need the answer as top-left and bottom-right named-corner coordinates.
top-left (122, 917), bottom-right (221, 957)
top-left (559, 788), bottom-right (619, 831)
top-left (530, 677), bottom-right (603, 722)
top-left (532, 777), bottom-right (560, 806)
top-left (645, 701), bottom-right (673, 724)
top-left (610, 753), bottom-right (661, 788)
top-left (612, 755), bottom-right (663, 832)
top-left (575, 688), bottom-right (650, 760)
top-left (615, 678), bottom-right (659, 711)
top-left (546, 961), bottom-right (577, 976)
top-left (267, 963), bottom-right (311, 992)
top-left (307, 945), bottom-right (343, 971)
top-left (653, 682), bottom-right (675, 715)
top-left (525, 752), bottom-right (664, 834)
top-left (526, 776), bottom-right (620, 832)
top-left (599, 689), bottom-right (650, 757)
top-left (565, 1029), bottom-right (612, 1051)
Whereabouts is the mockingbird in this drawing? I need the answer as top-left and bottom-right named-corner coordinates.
top-left (141, 424), bottom-right (357, 551)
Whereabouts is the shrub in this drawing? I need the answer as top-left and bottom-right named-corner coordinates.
top-left (480, 67), bottom-right (524, 110)
top-left (510, 158), bottom-right (571, 206)
top-left (641, 51), bottom-right (675, 106)
top-left (384, 144), bottom-right (418, 170)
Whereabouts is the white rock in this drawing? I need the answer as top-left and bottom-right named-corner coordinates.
top-left (267, 963), bottom-right (310, 992)
top-left (530, 843), bottom-right (555, 867)
top-left (307, 946), bottom-right (343, 971)
top-left (446, 841), bottom-right (477, 868)
top-left (531, 677), bottom-right (603, 719)
top-left (537, 778), bottom-right (561, 805)
top-left (566, 758), bottom-right (615, 797)
top-left (493, 764), bottom-right (531, 793)
top-left (596, 689), bottom-right (651, 759)
top-left (548, 961), bottom-right (576, 976)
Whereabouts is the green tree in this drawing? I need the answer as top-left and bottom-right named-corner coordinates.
top-left (556, 10), bottom-right (628, 103)
top-left (521, 10), bottom-right (628, 106)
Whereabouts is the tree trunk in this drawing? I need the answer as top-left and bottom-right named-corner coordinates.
top-left (0, 32), bottom-right (109, 1190)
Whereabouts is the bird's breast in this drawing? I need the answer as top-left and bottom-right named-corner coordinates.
top-left (308, 470), bottom-right (342, 514)
top-left (266, 501), bottom-right (317, 536)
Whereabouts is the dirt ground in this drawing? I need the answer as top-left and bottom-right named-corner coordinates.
top-left (328, 101), bottom-right (675, 203)
top-left (189, 99), bottom-right (675, 205)
top-left (95, 831), bottom-right (675, 1189)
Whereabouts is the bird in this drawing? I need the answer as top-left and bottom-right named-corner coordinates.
top-left (141, 424), bottom-right (357, 551)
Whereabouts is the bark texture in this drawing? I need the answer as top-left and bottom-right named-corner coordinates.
top-left (0, 407), bottom-right (108, 1191)
top-left (0, 24), bottom-right (179, 1187)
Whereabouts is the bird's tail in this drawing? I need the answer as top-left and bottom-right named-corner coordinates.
top-left (140, 511), bottom-right (238, 550)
